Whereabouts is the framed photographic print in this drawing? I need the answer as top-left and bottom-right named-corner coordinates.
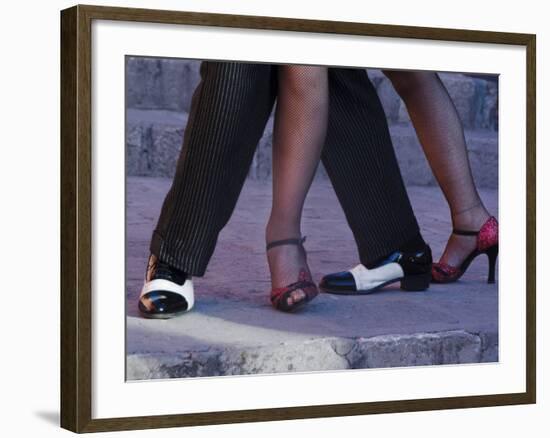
top-left (60, 4), bottom-right (536, 433)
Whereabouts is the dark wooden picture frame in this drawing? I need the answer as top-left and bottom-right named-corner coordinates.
top-left (60, 4), bottom-right (536, 433)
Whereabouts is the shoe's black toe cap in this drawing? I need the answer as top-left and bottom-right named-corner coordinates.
top-left (319, 271), bottom-right (357, 293)
top-left (138, 291), bottom-right (189, 319)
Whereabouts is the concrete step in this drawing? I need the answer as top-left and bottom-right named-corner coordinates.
top-left (127, 328), bottom-right (497, 380)
top-left (390, 124), bottom-right (498, 190)
top-left (369, 69), bottom-right (498, 131)
top-left (126, 57), bottom-right (201, 113)
top-left (126, 58), bottom-right (498, 131)
top-left (126, 108), bottom-right (498, 189)
top-left (126, 178), bottom-right (498, 380)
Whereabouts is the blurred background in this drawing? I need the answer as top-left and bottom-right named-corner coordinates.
top-left (125, 57), bottom-right (498, 189)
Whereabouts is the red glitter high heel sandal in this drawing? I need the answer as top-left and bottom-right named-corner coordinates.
top-left (432, 216), bottom-right (499, 284)
top-left (266, 236), bottom-right (320, 312)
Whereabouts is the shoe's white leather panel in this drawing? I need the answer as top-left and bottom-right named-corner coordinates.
top-left (140, 278), bottom-right (195, 310)
top-left (349, 263), bottom-right (404, 291)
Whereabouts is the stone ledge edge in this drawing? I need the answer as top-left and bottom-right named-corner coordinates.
top-left (127, 329), bottom-right (498, 380)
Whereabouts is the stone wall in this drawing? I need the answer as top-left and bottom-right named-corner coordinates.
top-left (126, 57), bottom-right (201, 113)
top-left (125, 57), bottom-right (498, 188)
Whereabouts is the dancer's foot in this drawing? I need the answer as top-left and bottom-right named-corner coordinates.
top-left (138, 254), bottom-right (194, 319)
top-left (319, 240), bottom-right (432, 295)
top-left (439, 204), bottom-right (490, 268)
top-left (432, 214), bottom-right (498, 284)
top-left (265, 234), bottom-right (319, 312)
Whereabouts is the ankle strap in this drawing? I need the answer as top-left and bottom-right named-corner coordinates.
top-left (453, 216), bottom-right (497, 236)
top-left (452, 228), bottom-right (479, 236)
top-left (266, 236), bottom-right (306, 251)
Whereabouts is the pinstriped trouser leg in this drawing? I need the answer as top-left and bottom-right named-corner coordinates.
top-left (150, 62), bottom-right (277, 275)
top-left (322, 68), bottom-right (420, 266)
top-left (150, 63), bottom-right (420, 276)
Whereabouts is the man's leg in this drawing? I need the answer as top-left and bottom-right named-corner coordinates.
top-left (322, 68), bottom-right (421, 266)
top-left (320, 68), bottom-right (431, 293)
top-left (150, 61), bottom-right (277, 276)
top-left (139, 61), bottom-right (277, 318)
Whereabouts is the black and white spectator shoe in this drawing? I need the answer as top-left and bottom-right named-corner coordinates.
top-left (319, 244), bottom-right (432, 295)
top-left (138, 255), bottom-right (194, 319)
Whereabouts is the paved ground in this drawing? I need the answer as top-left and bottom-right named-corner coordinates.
top-left (126, 177), bottom-right (498, 380)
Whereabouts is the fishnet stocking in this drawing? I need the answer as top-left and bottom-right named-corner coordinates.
top-left (384, 70), bottom-right (490, 266)
top-left (266, 66), bottom-right (329, 305)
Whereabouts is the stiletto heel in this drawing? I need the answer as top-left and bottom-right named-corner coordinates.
top-left (486, 244), bottom-right (498, 284)
top-left (266, 236), bottom-right (319, 312)
top-left (432, 216), bottom-right (499, 284)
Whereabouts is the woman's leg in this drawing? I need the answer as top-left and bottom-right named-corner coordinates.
top-left (383, 70), bottom-right (491, 267)
top-left (266, 65), bottom-right (329, 307)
